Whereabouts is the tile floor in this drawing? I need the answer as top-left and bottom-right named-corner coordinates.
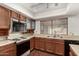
top-left (29, 50), bottom-right (56, 56)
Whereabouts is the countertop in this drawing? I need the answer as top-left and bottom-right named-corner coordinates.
top-left (69, 44), bottom-right (79, 56)
top-left (1, 34), bottom-right (79, 47)
top-left (0, 40), bottom-right (15, 46)
top-left (33, 34), bottom-right (79, 41)
top-left (0, 34), bottom-right (33, 46)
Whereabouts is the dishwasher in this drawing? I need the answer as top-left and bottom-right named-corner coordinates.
top-left (16, 40), bottom-right (30, 56)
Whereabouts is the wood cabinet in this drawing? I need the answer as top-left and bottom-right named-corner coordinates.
top-left (27, 29), bottom-right (34, 33)
top-left (19, 15), bottom-right (26, 21)
top-left (11, 11), bottom-right (19, 20)
top-left (34, 37), bottom-right (45, 51)
top-left (39, 38), bottom-right (45, 51)
top-left (30, 37), bottom-right (65, 56)
top-left (34, 37), bottom-right (40, 49)
top-left (0, 6), bottom-right (10, 29)
top-left (0, 43), bottom-right (16, 56)
top-left (45, 39), bottom-right (55, 53)
top-left (0, 29), bottom-right (9, 36)
top-left (30, 37), bottom-right (35, 50)
top-left (55, 40), bottom-right (64, 55)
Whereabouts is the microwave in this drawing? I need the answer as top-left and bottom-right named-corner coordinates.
top-left (9, 18), bottom-right (26, 33)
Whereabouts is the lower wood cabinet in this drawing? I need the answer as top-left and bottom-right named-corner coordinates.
top-left (39, 38), bottom-right (45, 51)
top-left (34, 37), bottom-right (45, 51)
top-left (0, 43), bottom-right (16, 56)
top-left (30, 37), bottom-right (65, 56)
top-left (55, 40), bottom-right (64, 55)
top-left (45, 39), bottom-right (55, 53)
top-left (55, 43), bottom-right (64, 55)
top-left (30, 37), bottom-right (35, 50)
top-left (34, 37), bottom-right (40, 49)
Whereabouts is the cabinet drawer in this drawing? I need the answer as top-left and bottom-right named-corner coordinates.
top-left (0, 43), bottom-right (16, 56)
top-left (0, 50), bottom-right (16, 56)
top-left (0, 43), bottom-right (16, 51)
top-left (54, 39), bottom-right (64, 43)
top-left (0, 47), bottom-right (16, 53)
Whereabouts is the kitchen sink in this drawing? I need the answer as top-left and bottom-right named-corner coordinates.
top-left (12, 38), bottom-right (21, 41)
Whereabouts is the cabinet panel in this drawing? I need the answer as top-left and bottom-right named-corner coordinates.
top-left (0, 43), bottom-right (16, 56)
top-left (31, 37), bottom-right (65, 56)
top-left (39, 38), bottom-right (45, 51)
top-left (45, 39), bottom-right (55, 53)
top-left (19, 15), bottom-right (26, 21)
top-left (34, 37), bottom-right (45, 51)
top-left (34, 37), bottom-right (40, 49)
top-left (30, 37), bottom-right (35, 50)
top-left (0, 6), bottom-right (10, 28)
top-left (11, 11), bottom-right (19, 20)
top-left (55, 42), bottom-right (64, 55)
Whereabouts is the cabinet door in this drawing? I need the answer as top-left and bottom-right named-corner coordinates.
top-left (30, 37), bottom-right (35, 50)
top-left (55, 42), bottom-right (64, 55)
top-left (0, 6), bottom-right (10, 28)
top-left (34, 37), bottom-right (40, 49)
top-left (45, 39), bottom-right (55, 53)
top-left (11, 11), bottom-right (19, 20)
top-left (39, 38), bottom-right (45, 51)
top-left (19, 15), bottom-right (26, 21)
top-left (0, 43), bottom-right (16, 56)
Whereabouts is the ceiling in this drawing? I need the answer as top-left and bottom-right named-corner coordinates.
top-left (16, 3), bottom-right (68, 13)
top-left (2, 3), bottom-right (76, 20)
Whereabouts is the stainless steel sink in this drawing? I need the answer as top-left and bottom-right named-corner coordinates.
top-left (12, 38), bottom-right (21, 41)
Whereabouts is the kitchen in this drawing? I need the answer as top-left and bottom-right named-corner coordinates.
top-left (0, 3), bottom-right (79, 56)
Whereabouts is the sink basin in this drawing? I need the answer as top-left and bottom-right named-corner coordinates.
top-left (20, 37), bottom-right (26, 39)
top-left (12, 38), bottom-right (21, 41)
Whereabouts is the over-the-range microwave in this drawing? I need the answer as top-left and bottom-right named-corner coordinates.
top-left (9, 18), bottom-right (27, 33)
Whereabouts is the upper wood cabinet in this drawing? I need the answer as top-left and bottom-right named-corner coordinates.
top-left (11, 11), bottom-right (19, 20)
top-left (0, 6), bottom-right (10, 29)
top-left (19, 15), bottom-right (26, 21)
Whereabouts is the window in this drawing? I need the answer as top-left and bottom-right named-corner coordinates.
top-left (40, 18), bottom-right (68, 35)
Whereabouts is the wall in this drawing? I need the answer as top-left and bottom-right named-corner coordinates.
top-left (34, 20), bottom-right (40, 34)
top-left (26, 19), bottom-right (31, 29)
top-left (68, 15), bottom-right (79, 35)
